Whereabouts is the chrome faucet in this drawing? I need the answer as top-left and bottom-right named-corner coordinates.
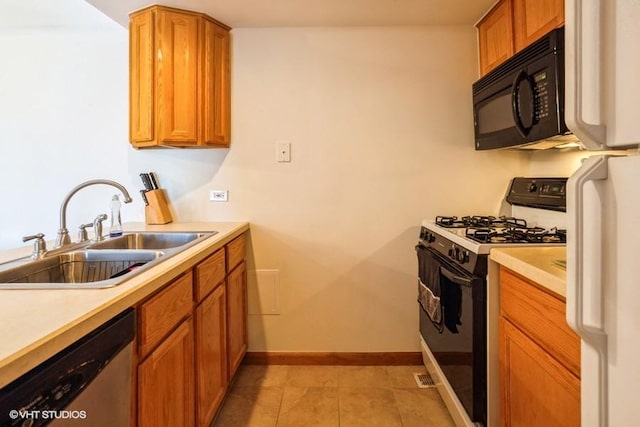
top-left (55, 179), bottom-right (133, 248)
top-left (23, 233), bottom-right (47, 260)
top-left (92, 214), bottom-right (108, 242)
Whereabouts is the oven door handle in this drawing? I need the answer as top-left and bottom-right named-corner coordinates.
top-left (440, 266), bottom-right (474, 288)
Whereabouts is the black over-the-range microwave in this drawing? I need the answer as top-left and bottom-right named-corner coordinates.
top-left (472, 27), bottom-right (575, 150)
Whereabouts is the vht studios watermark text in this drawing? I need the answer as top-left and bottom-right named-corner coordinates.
top-left (8, 409), bottom-right (87, 420)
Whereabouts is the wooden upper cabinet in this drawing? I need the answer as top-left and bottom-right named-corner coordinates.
top-left (513, 0), bottom-right (564, 52)
top-left (129, 6), bottom-right (231, 148)
top-left (477, 0), bottom-right (514, 77)
top-left (477, 0), bottom-right (563, 76)
top-left (202, 20), bottom-right (231, 146)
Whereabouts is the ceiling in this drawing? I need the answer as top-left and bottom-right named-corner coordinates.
top-left (86, 0), bottom-right (497, 28)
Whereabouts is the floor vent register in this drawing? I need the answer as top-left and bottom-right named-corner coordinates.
top-left (413, 372), bottom-right (436, 388)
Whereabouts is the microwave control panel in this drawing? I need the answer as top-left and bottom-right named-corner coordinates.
top-left (532, 71), bottom-right (550, 121)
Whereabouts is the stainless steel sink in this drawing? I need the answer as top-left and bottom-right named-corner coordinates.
top-left (0, 231), bottom-right (217, 289)
top-left (87, 232), bottom-right (213, 250)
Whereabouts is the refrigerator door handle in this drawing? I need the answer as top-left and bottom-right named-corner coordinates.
top-left (567, 155), bottom-right (610, 427)
top-left (565, 0), bottom-right (607, 149)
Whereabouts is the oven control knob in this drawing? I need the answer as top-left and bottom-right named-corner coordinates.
top-left (457, 249), bottom-right (469, 264)
top-left (528, 182), bottom-right (538, 192)
top-left (449, 244), bottom-right (469, 264)
top-left (426, 232), bottom-right (435, 243)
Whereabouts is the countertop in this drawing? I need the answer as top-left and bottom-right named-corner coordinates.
top-left (490, 246), bottom-right (567, 298)
top-left (0, 221), bottom-right (249, 389)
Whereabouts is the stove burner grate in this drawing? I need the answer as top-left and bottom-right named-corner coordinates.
top-left (465, 225), bottom-right (567, 244)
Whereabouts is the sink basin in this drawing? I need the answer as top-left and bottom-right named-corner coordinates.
top-left (87, 232), bottom-right (214, 250)
top-left (0, 250), bottom-right (163, 288)
top-left (0, 231), bottom-right (217, 289)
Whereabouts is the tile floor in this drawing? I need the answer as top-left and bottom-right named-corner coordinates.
top-left (213, 364), bottom-right (456, 427)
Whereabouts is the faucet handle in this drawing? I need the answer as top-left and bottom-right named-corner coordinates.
top-left (77, 223), bottom-right (93, 243)
top-left (23, 233), bottom-right (47, 260)
top-left (93, 214), bottom-right (108, 242)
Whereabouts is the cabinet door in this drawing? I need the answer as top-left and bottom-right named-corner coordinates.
top-left (195, 284), bottom-right (227, 426)
top-left (477, 0), bottom-right (514, 76)
top-left (138, 272), bottom-right (193, 358)
top-left (138, 319), bottom-right (195, 427)
top-left (156, 9), bottom-right (199, 145)
top-left (201, 19), bottom-right (230, 146)
top-left (227, 260), bottom-right (247, 379)
top-left (499, 318), bottom-right (580, 427)
top-left (129, 10), bottom-right (155, 145)
top-left (513, 0), bottom-right (563, 51)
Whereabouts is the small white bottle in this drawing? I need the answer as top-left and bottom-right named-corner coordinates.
top-left (109, 194), bottom-right (123, 237)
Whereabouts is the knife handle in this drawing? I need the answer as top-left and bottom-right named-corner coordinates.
top-left (149, 172), bottom-right (159, 190)
top-left (140, 190), bottom-right (149, 206)
top-left (140, 173), bottom-right (152, 191)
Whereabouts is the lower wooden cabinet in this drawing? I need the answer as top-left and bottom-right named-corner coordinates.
top-left (136, 232), bottom-right (248, 425)
top-left (227, 260), bottom-right (247, 379)
top-left (195, 284), bottom-right (227, 426)
top-left (499, 268), bottom-right (580, 427)
top-left (500, 318), bottom-right (580, 427)
top-left (138, 319), bottom-right (195, 427)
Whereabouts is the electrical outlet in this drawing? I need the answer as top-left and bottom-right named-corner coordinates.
top-left (276, 142), bottom-right (291, 162)
top-left (209, 190), bottom-right (228, 202)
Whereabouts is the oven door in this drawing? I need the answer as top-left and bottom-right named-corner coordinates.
top-left (417, 245), bottom-right (486, 425)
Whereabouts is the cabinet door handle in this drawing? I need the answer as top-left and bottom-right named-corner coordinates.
top-left (565, 0), bottom-right (607, 149)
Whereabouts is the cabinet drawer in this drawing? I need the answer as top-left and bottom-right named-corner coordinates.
top-left (499, 268), bottom-right (580, 377)
top-left (226, 234), bottom-right (245, 272)
top-left (139, 271), bottom-right (194, 357)
top-left (195, 248), bottom-right (225, 302)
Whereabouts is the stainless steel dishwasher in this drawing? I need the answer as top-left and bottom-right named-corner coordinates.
top-left (0, 308), bottom-right (135, 426)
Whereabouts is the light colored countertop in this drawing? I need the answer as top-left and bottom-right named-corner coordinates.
top-left (0, 221), bottom-right (249, 389)
top-left (490, 246), bottom-right (567, 298)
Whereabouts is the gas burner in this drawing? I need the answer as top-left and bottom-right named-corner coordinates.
top-left (435, 216), bottom-right (467, 228)
top-left (492, 216), bottom-right (528, 228)
top-left (436, 215), bottom-right (530, 229)
top-left (465, 227), bottom-right (497, 243)
top-left (462, 216), bottom-right (497, 228)
top-left (465, 225), bottom-right (567, 244)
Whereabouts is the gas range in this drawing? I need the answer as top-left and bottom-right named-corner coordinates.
top-left (415, 177), bottom-right (568, 427)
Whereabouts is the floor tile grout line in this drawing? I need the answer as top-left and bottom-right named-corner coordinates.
top-left (273, 368), bottom-right (288, 427)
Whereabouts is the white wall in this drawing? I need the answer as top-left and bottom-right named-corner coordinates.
top-left (0, 3), bottom-right (535, 351)
top-left (0, 0), bottom-right (144, 250)
top-left (216, 27), bottom-right (531, 351)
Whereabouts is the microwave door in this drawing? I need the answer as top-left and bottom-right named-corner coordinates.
top-left (474, 86), bottom-right (523, 150)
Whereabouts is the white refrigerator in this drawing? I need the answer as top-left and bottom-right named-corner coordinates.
top-left (565, 1), bottom-right (640, 426)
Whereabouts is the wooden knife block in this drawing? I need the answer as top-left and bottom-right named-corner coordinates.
top-left (145, 189), bottom-right (173, 225)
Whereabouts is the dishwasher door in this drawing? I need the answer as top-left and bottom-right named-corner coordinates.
top-left (0, 308), bottom-right (135, 427)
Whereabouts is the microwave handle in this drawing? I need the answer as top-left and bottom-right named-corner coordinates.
top-left (565, 0), bottom-right (607, 149)
top-left (511, 70), bottom-right (534, 138)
